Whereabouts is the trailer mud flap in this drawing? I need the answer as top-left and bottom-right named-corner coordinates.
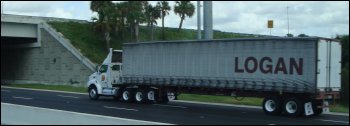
top-left (323, 101), bottom-right (330, 113)
top-left (304, 102), bottom-right (314, 116)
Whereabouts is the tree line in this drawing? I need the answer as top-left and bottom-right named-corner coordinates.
top-left (90, 1), bottom-right (195, 51)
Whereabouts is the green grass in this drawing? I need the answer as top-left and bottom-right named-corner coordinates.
top-left (330, 103), bottom-right (349, 113)
top-left (48, 22), bottom-right (109, 63)
top-left (48, 21), bottom-right (257, 64)
top-left (178, 93), bottom-right (263, 106)
top-left (4, 84), bottom-right (348, 113)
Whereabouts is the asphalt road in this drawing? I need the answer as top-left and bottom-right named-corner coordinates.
top-left (1, 86), bottom-right (348, 125)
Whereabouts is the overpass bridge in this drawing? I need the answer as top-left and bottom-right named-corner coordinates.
top-left (1, 14), bottom-right (95, 86)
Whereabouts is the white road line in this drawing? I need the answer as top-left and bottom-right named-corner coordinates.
top-left (1, 103), bottom-right (172, 125)
top-left (2, 86), bottom-right (349, 117)
top-left (12, 96), bottom-right (33, 100)
top-left (315, 119), bottom-right (349, 124)
top-left (104, 106), bottom-right (139, 111)
top-left (1, 90), bottom-right (11, 92)
top-left (57, 95), bottom-right (80, 99)
top-left (153, 104), bottom-right (188, 109)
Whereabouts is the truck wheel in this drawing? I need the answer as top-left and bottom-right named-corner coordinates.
top-left (146, 89), bottom-right (156, 103)
top-left (88, 86), bottom-right (99, 100)
top-left (135, 89), bottom-right (147, 104)
top-left (167, 92), bottom-right (177, 101)
top-left (122, 88), bottom-right (135, 103)
top-left (262, 96), bottom-right (282, 115)
top-left (283, 97), bottom-right (303, 116)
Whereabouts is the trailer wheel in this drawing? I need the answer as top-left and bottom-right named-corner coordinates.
top-left (135, 89), bottom-right (147, 104)
top-left (283, 97), bottom-right (303, 116)
top-left (88, 86), bottom-right (99, 100)
top-left (121, 88), bottom-right (135, 103)
top-left (262, 96), bottom-right (282, 115)
top-left (167, 91), bottom-right (177, 101)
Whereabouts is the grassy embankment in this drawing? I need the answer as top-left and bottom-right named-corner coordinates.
top-left (48, 21), bottom-right (256, 64)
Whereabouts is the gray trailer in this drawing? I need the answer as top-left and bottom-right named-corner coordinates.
top-left (87, 37), bottom-right (341, 117)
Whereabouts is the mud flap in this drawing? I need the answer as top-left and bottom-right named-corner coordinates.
top-left (304, 102), bottom-right (314, 116)
top-left (323, 101), bottom-right (330, 113)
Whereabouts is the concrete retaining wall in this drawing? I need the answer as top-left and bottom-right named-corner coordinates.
top-left (1, 28), bottom-right (93, 86)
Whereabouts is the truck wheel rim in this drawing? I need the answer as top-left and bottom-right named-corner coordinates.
top-left (286, 101), bottom-right (297, 114)
top-left (123, 91), bottom-right (129, 100)
top-left (90, 89), bottom-right (96, 98)
top-left (135, 92), bottom-right (143, 101)
top-left (147, 91), bottom-right (154, 101)
top-left (265, 100), bottom-right (276, 112)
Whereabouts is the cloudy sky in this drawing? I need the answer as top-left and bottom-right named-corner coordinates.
top-left (1, 1), bottom-right (349, 38)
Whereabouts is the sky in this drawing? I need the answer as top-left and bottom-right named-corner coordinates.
top-left (1, 1), bottom-right (349, 38)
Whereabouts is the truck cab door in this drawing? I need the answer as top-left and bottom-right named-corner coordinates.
top-left (97, 64), bottom-right (109, 88)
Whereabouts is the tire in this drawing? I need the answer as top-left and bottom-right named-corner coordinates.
top-left (262, 96), bottom-right (282, 115)
top-left (113, 88), bottom-right (122, 101)
top-left (146, 89), bottom-right (156, 103)
top-left (88, 86), bottom-right (99, 100)
top-left (121, 88), bottom-right (135, 103)
top-left (135, 89), bottom-right (147, 104)
top-left (167, 91), bottom-right (177, 101)
top-left (283, 97), bottom-right (303, 116)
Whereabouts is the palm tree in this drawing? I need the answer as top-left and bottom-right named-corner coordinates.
top-left (115, 2), bottom-right (128, 40)
top-left (90, 1), bottom-right (114, 51)
top-left (157, 1), bottom-right (171, 40)
top-left (174, 1), bottom-right (195, 32)
top-left (125, 1), bottom-right (146, 42)
top-left (145, 4), bottom-right (161, 40)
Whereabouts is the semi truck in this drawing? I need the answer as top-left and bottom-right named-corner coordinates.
top-left (87, 37), bottom-right (341, 117)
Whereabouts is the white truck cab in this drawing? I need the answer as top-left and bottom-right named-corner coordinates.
top-left (87, 48), bottom-right (123, 100)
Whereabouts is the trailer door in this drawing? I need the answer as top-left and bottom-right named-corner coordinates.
top-left (330, 41), bottom-right (341, 91)
top-left (317, 40), bottom-right (341, 92)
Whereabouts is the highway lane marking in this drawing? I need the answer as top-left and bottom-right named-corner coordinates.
top-left (152, 104), bottom-right (188, 109)
top-left (12, 96), bottom-right (33, 100)
top-left (2, 86), bottom-right (349, 117)
top-left (1, 90), bottom-right (11, 92)
top-left (104, 106), bottom-right (139, 111)
top-left (315, 119), bottom-right (349, 124)
top-left (57, 95), bottom-right (80, 99)
top-left (1, 103), bottom-right (172, 125)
